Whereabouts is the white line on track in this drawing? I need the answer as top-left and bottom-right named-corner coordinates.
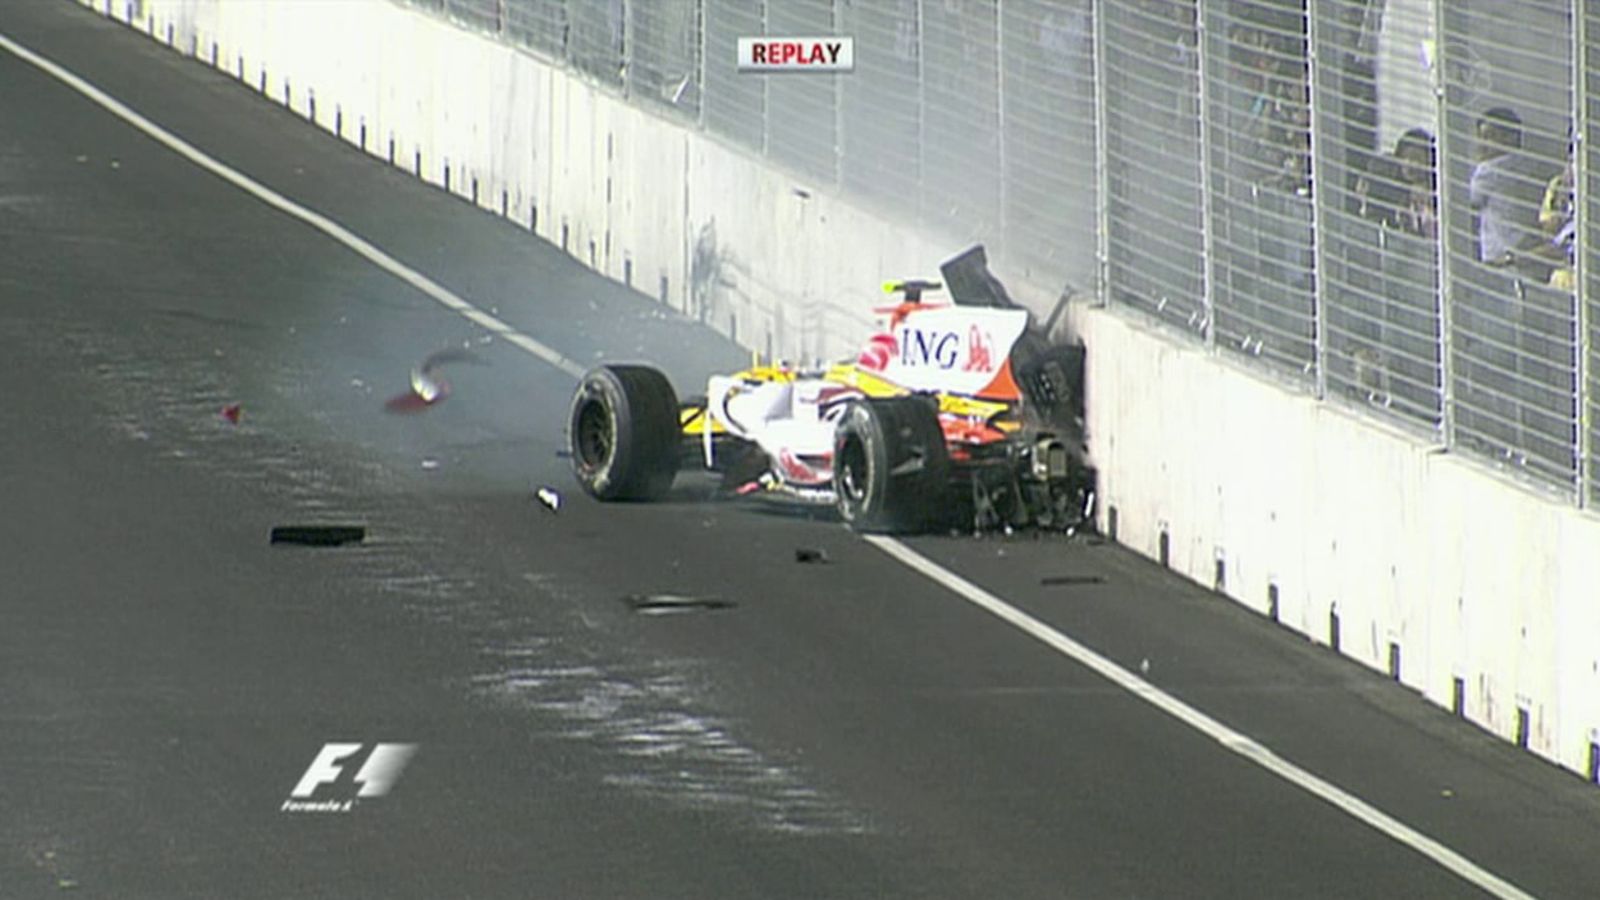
top-left (1, 24), bottom-right (1535, 900)
top-left (865, 535), bottom-right (1533, 900)
top-left (0, 28), bottom-right (587, 381)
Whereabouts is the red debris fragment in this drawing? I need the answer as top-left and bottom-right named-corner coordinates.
top-left (383, 391), bottom-right (436, 414)
top-left (383, 347), bottom-right (481, 415)
top-left (221, 403), bottom-right (243, 424)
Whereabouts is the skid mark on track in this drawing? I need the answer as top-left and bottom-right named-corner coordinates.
top-left (471, 655), bottom-right (873, 837)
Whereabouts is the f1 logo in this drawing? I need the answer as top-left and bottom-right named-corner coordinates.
top-left (291, 743), bottom-right (417, 799)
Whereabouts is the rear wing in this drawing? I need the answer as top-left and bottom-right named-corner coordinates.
top-left (939, 245), bottom-right (1020, 311)
top-left (939, 244), bottom-right (1078, 339)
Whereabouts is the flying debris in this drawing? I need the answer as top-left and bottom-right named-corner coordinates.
top-left (384, 347), bottom-right (485, 413)
top-left (535, 486), bottom-right (561, 512)
top-left (220, 403), bottom-right (243, 424)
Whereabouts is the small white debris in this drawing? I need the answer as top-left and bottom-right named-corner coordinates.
top-left (1139, 658), bottom-right (1151, 676)
top-left (75, 155), bottom-right (88, 163)
top-left (535, 486), bottom-right (561, 512)
top-left (410, 365), bottom-right (443, 402)
top-left (110, 159), bottom-right (121, 169)
top-left (420, 458), bottom-right (440, 470)
top-left (350, 377), bottom-right (365, 389)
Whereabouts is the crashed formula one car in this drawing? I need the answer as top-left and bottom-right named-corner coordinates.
top-left (566, 245), bottom-right (1095, 534)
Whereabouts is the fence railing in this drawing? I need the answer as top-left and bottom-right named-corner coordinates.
top-left (405, 0), bottom-right (1599, 505)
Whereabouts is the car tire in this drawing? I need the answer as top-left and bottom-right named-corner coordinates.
top-left (568, 364), bottom-right (680, 501)
top-left (833, 396), bottom-right (949, 533)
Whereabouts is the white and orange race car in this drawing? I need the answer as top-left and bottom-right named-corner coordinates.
top-left (566, 245), bottom-right (1094, 534)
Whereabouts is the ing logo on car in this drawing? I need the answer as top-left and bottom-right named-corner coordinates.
top-left (895, 326), bottom-right (998, 373)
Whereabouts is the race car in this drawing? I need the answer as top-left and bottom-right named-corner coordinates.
top-left (565, 244), bottom-right (1095, 534)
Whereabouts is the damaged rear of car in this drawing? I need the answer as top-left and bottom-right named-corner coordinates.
top-left (566, 244), bottom-right (1095, 535)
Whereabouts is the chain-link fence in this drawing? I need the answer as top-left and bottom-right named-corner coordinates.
top-left (398, 0), bottom-right (1600, 504)
top-left (703, 0), bottom-right (764, 151)
top-left (402, 0), bottom-right (1096, 291)
top-left (921, 1), bottom-right (1000, 239)
top-left (1101, 0), bottom-right (1206, 336)
top-left (1205, 1), bottom-right (1316, 376)
top-left (504, 1), bottom-right (567, 59)
top-left (838, 1), bottom-right (919, 207)
top-left (1001, 1), bottom-right (1097, 280)
top-left (1437, 0), bottom-right (1577, 490)
top-left (1314, 0), bottom-right (1443, 428)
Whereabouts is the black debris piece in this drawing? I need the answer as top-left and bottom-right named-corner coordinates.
top-left (270, 525), bottom-right (366, 547)
top-left (1040, 574), bottom-right (1106, 587)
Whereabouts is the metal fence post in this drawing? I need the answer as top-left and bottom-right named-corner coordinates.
top-left (1091, 0), bottom-right (1110, 308)
top-left (832, 0), bottom-right (843, 187)
top-left (1576, 0), bottom-right (1592, 505)
top-left (915, 0), bottom-right (925, 222)
top-left (561, 0), bottom-right (571, 64)
top-left (1195, 6), bottom-right (1217, 348)
top-left (697, 0), bottom-right (707, 130)
top-left (1430, 0), bottom-right (1456, 451)
top-left (1306, 0), bottom-right (1329, 400)
top-left (760, 0), bottom-right (769, 157)
top-left (996, 0), bottom-right (1007, 240)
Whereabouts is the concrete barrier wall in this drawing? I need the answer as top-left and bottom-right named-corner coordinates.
top-left (82, 0), bottom-right (1600, 783)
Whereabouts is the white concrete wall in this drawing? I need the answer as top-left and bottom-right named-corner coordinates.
top-left (84, 0), bottom-right (1600, 783)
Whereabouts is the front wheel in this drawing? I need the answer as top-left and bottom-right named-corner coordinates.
top-left (833, 396), bottom-right (950, 533)
top-left (568, 365), bottom-right (680, 501)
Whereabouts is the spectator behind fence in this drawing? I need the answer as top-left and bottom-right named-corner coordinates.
top-left (1357, 127), bottom-right (1437, 237)
top-left (1469, 107), bottom-right (1547, 265)
top-left (1517, 135), bottom-right (1576, 290)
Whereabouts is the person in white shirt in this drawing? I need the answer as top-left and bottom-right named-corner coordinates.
top-left (1468, 107), bottom-right (1546, 265)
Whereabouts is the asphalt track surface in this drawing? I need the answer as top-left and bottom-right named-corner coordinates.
top-left (2, 3), bottom-right (1599, 898)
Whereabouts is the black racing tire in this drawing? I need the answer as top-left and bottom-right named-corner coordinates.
top-left (568, 365), bottom-right (680, 501)
top-left (833, 396), bottom-right (950, 533)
